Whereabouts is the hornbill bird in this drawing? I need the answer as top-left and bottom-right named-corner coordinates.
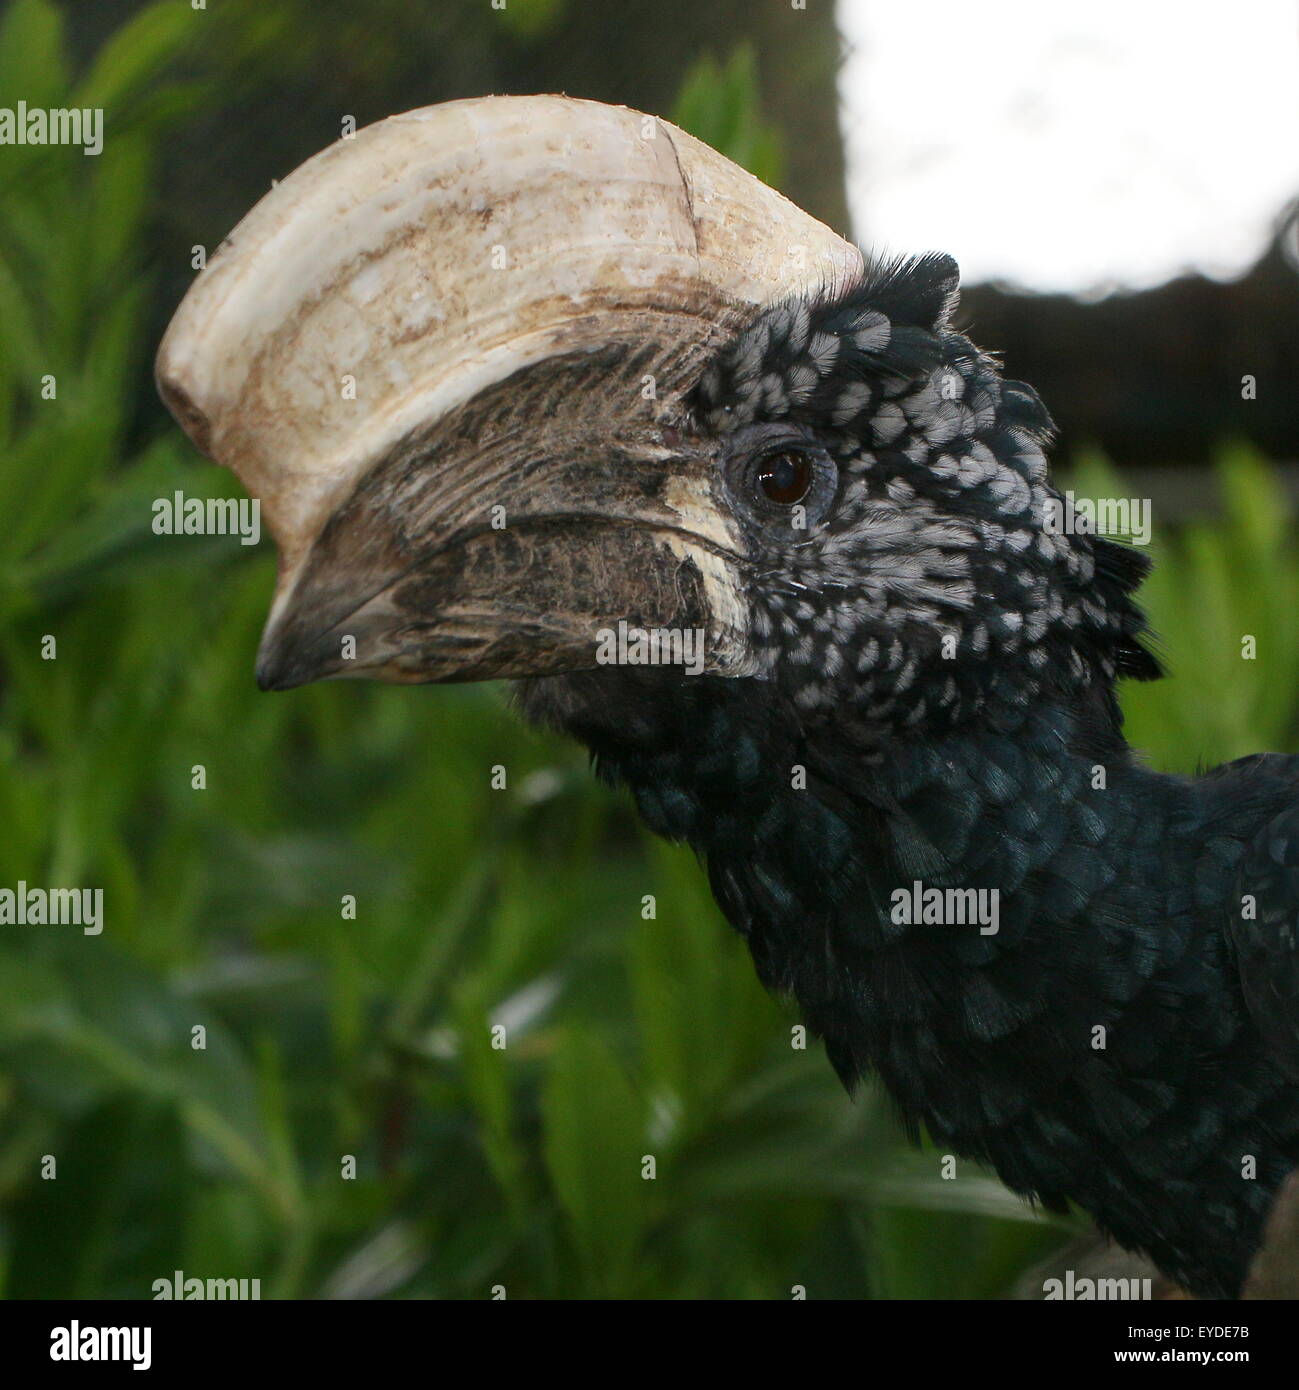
top-left (157, 96), bottom-right (1299, 1299)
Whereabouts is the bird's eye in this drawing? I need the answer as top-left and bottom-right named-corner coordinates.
top-left (756, 451), bottom-right (813, 506)
top-left (719, 425), bottom-right (838, 530)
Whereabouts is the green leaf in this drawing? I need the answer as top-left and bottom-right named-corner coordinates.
top-left (0, 943), bottom-right (284, 1218)
top-left (671, 44), bottom-right (784, 187)
top-left (541, 1026), bottom-right (649, 1291)
top-left (71, 0), bottom-right (198, 114)
top-left (0, 0), bottom-right (68, 109)
top-left (494, 0), bottom-right (566, 40)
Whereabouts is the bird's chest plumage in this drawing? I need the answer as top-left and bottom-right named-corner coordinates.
top-left (526, 672), bottom-right (1299, 1298)
top-left (688, 739), bottom-right (1287, 1298)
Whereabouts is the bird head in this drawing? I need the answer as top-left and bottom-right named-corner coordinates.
top-left (157, 96), bottom-right (1158, 744)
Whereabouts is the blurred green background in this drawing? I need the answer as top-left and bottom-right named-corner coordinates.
top-left (1, 0), bottom-right (1297, 1300)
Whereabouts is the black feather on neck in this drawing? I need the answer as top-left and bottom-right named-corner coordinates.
top-left (516, 664), bottom-right (1299, 1299)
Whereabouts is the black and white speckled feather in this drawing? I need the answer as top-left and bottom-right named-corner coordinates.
top-left (687, 255), bottom-right (1159, 738)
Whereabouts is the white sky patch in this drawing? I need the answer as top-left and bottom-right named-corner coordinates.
top-left (837, 0), bottom-right (1299, 294)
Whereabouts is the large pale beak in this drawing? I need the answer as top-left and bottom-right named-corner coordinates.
top-left (155, 95), bottom-right (860, 689)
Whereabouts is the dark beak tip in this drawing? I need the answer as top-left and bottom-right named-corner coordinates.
top-left (254, 657), bottom-right (294, 692)
top-left (254, 637), bottom-right (310, 692)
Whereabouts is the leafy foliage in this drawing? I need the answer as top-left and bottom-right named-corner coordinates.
top-left (1065, 448), bottom-right (1299, 770)
top-left (671, 43), bottom-right (784, 190)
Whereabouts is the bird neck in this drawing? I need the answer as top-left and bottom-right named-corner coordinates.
top-left (527, 668), bottom-right (1214, 1102)
top-left (518, 668), bottom-right (1273, 1299)
top-left (720, 683), bottom-right (1206, 1088)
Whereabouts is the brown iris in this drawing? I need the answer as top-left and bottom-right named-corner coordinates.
top-left (756, 450), bottom-right (813, 506)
